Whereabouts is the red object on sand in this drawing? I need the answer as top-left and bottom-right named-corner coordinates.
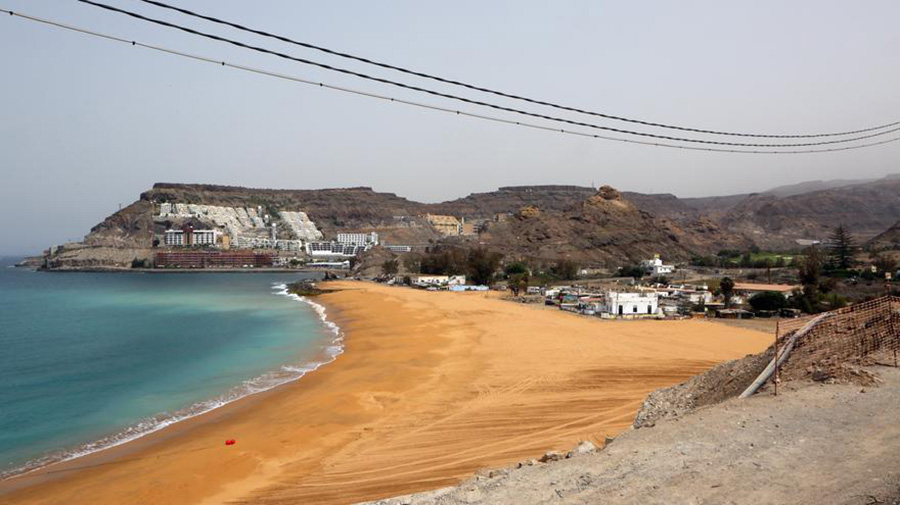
top-left (225, 439), bottom-right (236, 446)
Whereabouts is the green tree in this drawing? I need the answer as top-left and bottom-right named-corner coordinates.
top-left (797, 246), bottom-right (824, 313)
top-left (720, 277), bottom-right (735, 308)
top-left (402, 253), bottom-right (421, 274)
top-left (467, 248), bottom-right (503, 285)
top-left (617, 264), bottom-right (645, 279)
top-left (748, 291), bottom-right (787, 311)
top-left (873, 254), bottom-right (897, 276)
top-left (551, 259), bottom-right (579, 280)
top-left (420, 246), bottom-right (467, 275)
top-left (827, 225), bottom-right (857, 270)
top-left (508, 272), bottom-right (529, 296)
top-left (504, 262), bottom-right (528, 277)
top-left (799, 247), bottom-right (823, 285)
top-left (381, 258), bottom-right (399, 277)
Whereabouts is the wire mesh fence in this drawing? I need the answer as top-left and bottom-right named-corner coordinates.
top-left (774, 296), bottom-right (900, 382)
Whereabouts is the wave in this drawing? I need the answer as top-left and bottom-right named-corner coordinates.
top-left (1, 282), bottom-right (344, 480)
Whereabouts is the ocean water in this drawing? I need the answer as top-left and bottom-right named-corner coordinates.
top-left (0, 258), bottom-right (340, 478)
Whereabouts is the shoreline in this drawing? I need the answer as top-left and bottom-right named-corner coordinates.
top-left (0, 283), bottom-right (346, 483)
top-left (24, 266), bottom-right (341, 274)
top-left (1, 281), bottom-right (773, 504)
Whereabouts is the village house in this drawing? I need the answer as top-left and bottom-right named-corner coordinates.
top-left (407, 274), bottom-right (467, 287)
top-left (602, 291), bottom-right (662, 319)
top-left (641, 254), bottom-right (675, 277)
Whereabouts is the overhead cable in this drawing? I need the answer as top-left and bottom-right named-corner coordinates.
top-left (135, 0), bottom-right (899, 140)
top-left (74, 0), bottom-right (900, 149)
top-left (3, 8), bottom-right (900, 154)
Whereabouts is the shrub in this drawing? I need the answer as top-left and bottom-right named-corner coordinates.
top-left (749, 291), bottom-right (787, 311)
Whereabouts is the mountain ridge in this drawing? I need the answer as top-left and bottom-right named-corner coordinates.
top-left (41, 175), bottom-right (900, 269)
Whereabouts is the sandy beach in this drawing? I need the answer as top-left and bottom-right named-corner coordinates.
top-left (1, 281), bottom-right (772, 504)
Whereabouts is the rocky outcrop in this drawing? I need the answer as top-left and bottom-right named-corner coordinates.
top-left (517, 205), bottom-right (541, 219)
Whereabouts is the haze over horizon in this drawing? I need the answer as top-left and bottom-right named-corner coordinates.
top-left (1, 0), bottom-right (898, 255)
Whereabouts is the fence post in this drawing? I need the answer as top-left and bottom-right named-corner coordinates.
top-left (774, 320), bottom-right (780, 396)
top-left (888, 296), bottom-right (898, 368)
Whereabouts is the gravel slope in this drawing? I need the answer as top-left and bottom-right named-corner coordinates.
top-left (364, 367), bottom-right (900, 505)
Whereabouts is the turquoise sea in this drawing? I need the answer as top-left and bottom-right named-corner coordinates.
top-left (0, 258), bottom-right (338, 478)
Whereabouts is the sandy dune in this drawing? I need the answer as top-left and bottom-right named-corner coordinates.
top-left (1, 281), bottom-right (771, 504)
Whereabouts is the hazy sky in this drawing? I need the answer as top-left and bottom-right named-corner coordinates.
top-left (1, 1), bottom-right (898, 255)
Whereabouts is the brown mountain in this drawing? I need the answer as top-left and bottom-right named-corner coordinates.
top-left (44, 176), bottom-right (900, 269)
top-left (867, 221), bottom-right (900, 250)
top-left (714, 177), bottom-right (900, 249)
top-left (478, 186), bottom-right (745, 267)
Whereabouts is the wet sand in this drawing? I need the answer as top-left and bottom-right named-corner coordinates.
top-left (1, 281), bottom-right (772, 504)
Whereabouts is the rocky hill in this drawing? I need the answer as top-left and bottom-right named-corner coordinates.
top-left (477, 186), bottom-right (749, 266)
top-left (41, 176), bottom-right (900, 269)
top-left (868, 221), bottom-right (900, 250)
top-left (428, 185), bottom-right (597, 218)
top-left (714, 176), bottom-right (900, 248)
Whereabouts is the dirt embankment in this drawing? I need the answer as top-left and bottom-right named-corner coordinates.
top-left (366, 366), bottom-right (900, 505)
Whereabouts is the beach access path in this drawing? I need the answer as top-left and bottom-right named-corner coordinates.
top-left (1, 281), bottom-right (771, 505)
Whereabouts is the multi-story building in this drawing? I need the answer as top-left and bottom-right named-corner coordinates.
top-left (383, 244), bottom-right (412, 253)
top-left (163, 226), bottom-right (219, 247)
top-left (336, 232), bottom-right (379, 246)
top-left (155, 251), bottom-right (275, 268)
top-left (306, 242), bottom-right (367, 257)
top-left (164, 229), bottom-right (185, 246)
top-left (191, 229), bottom-right (218, 246)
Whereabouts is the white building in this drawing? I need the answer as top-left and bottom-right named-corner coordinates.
top-left (410, 274), bottom-right (449, 286)
top-left (163, 228), bottom-right (218, 247)
top-left (448, 275), bottom-right (467, 286)
top-left (641, 254), bottom-right (675, 277)
top-left (307, 260), bottom-right (351, 269)
top-left (235, 236), bottom-right (274, 249)
top-left (604, 291), bottom-right (661, 318)
top-left (306, 242), bottom-right (367, 257)
top-left (192, 229), bottom-right (218, 246)
top-left (336, 232), bottom-right (379, 246)
top-left (383, 244), bottom-right (412, 253)
top-left (164, 229), bottom-right (184, 246)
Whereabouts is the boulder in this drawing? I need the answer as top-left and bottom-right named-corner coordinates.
top-left (572, 440), bottom-right (597, 455)
top-left (539, 451), bottom-right (564, 463)
top-left (518, 205), bottom-right (541, 219)
top-left (596, 185), bottom-right (622, 201)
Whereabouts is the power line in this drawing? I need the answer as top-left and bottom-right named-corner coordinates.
top-left (74, 0), bottom-right (900, 149)
top-left (136, 0), bottom-right (899, 140)
top-left (3, 7), bottom-right (900, 155)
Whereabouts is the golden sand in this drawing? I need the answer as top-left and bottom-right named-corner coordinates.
top-left (1, 281), bottom-right (772, 504)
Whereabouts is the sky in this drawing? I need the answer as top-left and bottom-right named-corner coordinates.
top-left (1, 1), bottom-right (898, 255)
